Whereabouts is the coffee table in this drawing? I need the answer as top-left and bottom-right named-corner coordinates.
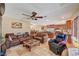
top-left (23, 39), bottom-right (40, 51)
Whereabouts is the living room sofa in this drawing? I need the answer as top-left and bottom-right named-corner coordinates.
top-left (34, 32), bottom-right (48, 43)
top-left (5, 32), bottom-right (29, 48)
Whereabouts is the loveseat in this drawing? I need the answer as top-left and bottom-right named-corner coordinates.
top-left (34, 32), bottom-right (48, 43)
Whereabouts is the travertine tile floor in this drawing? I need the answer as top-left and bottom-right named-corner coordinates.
top-left (6, 42), bottom-right (57, 56)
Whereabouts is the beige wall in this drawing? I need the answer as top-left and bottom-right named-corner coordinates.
top-left (0, 16), bottom-right (2, 35)
top-left (2, 16), bottom-right (31, 37)
top-left (31, 25), bottom-right (42, 31)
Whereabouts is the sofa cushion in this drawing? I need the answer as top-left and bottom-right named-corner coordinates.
top-left (56, 38), bottom-right (63, 43)
top-left (17, 35), bottom-right (23, 38)
top-left (56, 34), bottom-right (66, 41)
top-left (11, 36), bottom-right (17, 40)
top-left (23, 32), bottom-right (29, 37)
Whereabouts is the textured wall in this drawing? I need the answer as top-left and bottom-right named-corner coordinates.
top-left (0, 16), bottom-right (2, 41)
top-left (2, 16), bottom-right (31, 37)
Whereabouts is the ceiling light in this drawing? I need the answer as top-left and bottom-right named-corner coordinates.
top-left (46, 20), bottom-right (49, 21)
top-left (61, 17), bottom-right (65, 19)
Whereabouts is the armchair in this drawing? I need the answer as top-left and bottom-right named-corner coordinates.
top-left (48, 33), bottom-right (67, 55)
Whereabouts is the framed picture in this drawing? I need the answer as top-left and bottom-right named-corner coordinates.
top-left (11, 22), bottom-right (22, 29)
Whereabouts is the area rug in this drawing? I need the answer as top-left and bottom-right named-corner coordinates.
top-left (6, 42), bottom-right (56, 56)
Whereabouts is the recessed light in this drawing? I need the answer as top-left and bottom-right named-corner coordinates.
top-left (61, 16), bottom-right (65, 19)
top-left (46, 20), bottom-right (49, 21)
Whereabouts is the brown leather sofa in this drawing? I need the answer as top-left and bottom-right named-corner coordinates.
top-left (5, 32), bottom-right (29, 48)
top-left (34, 32), bottom-right (48, 43)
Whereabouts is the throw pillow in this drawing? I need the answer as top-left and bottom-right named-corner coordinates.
top-left (9, 36), bottom-right (13, 41)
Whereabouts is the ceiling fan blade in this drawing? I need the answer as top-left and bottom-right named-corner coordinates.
top-left (22, 13), bottom-right (31, 17)
top-left (26, 17), bottom-right (32, 19)
top-left (23, 17), bottom-right (31, 19)
top-left (35, 16), bottom-right (47, 18)
top-left (35, 16), bottom-right (43, 18)
top-left (34, 18), bottom-right (38, 20)
top-left (43, 16), bottom-right (47, 17)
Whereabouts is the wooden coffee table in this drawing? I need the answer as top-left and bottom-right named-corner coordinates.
top-left (23, 39), bottom-right (40, 51)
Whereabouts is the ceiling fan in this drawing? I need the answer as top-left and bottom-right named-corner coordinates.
top-left (22, 11), bottom-right (47, 20)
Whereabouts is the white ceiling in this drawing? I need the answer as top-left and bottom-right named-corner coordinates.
top-left (4, 3), bottom-right (79, 25)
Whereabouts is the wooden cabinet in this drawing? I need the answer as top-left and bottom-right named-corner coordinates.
top-left (66, 20), bottom-right (72, 29)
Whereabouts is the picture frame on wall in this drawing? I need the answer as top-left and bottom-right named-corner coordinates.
top-left (11, 22), bottom-right (22, 29)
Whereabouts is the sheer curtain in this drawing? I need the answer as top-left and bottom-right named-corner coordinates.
top-left (73, 16), bottom-right (77, 39)
top-left (73, 16), bottom-right (79, 41)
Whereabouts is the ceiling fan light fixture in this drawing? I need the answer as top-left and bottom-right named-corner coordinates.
top-left (35, 18), bottom-right (37, 20)
top-left (46, 19), bottom-right (49, 21)
top-left (61, 16), bottom-right (65, 19)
